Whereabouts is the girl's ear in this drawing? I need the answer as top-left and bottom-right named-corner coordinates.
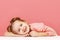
top-left (7, 25), bottom-right (12, 32)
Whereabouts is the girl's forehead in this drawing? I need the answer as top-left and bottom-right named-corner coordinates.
top-left (13, 20), bottom-right (28, 25)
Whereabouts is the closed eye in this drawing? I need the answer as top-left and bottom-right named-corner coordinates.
top-left (20, 24), bottom-right (23, 26)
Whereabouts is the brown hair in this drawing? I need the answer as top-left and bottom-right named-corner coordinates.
top-left (7, 17), bottom-right (25, 32)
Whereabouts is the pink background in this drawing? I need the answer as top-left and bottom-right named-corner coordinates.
top-left (0, 0), bottom-right (60, 36)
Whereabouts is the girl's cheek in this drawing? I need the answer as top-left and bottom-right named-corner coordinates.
top-left (12, 26), bottom-right (20, 32)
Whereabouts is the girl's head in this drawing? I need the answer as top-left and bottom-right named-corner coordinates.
top-left (7, 17), bottom-right (30, 35)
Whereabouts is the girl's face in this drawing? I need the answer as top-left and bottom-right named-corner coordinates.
top-left (12, 20), bottom-right (30, 35)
